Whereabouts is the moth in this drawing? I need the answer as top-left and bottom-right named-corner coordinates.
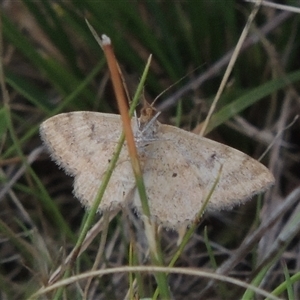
top-left (40, 109), bottom-right (274, 228)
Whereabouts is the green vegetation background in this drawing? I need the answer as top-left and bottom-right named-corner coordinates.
top-left (1, 1), bottom-right (300, 299)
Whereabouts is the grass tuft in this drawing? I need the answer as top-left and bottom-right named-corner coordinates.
top-left (1, 1), bottom-right (300, 299)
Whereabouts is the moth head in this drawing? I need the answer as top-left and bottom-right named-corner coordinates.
top-left (134, 98), bottom-right (160, 144)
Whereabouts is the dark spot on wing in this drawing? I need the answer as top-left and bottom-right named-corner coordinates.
top-left (210, 152), bottom-right (217, 160)
top-left (172, 172), bottom-right (177, 177)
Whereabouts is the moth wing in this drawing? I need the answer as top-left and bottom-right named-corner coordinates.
top-left (133, 123), bottom-right (274, 227)
top-left (134, 142), bottom-right (205, 227)
top-left (40, 112), bottom-right (136, 210)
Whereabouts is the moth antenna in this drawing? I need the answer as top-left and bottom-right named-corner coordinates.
top-left (140, 111), bottom-right (161, 133)
top-left (151, 65), bottom-right (204, 107)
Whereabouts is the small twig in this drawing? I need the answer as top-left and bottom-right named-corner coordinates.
top-left (199, 186), bottom-right (300, 297)
top-left (199, 0), bottom-right (263, 136)
top-left (157, 11), bottom-right (292, 112)
top-left (0, 146), bottom-right (44, 201)
top-left (258, 115), bottom-right (298, 162)
top-left (83, 212), bottom-right (110, 299)
top-left (30, 266), bottom-right (282, 300)
top-left (85, 21), bottom-right (170, 299)
top-left (245, 0), bottom-right (300, 14)
top-left (48, 211), bottom-right (119, 284)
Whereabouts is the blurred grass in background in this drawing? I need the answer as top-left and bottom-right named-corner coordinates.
top-left (1, 1), bottom-right (300, 299)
